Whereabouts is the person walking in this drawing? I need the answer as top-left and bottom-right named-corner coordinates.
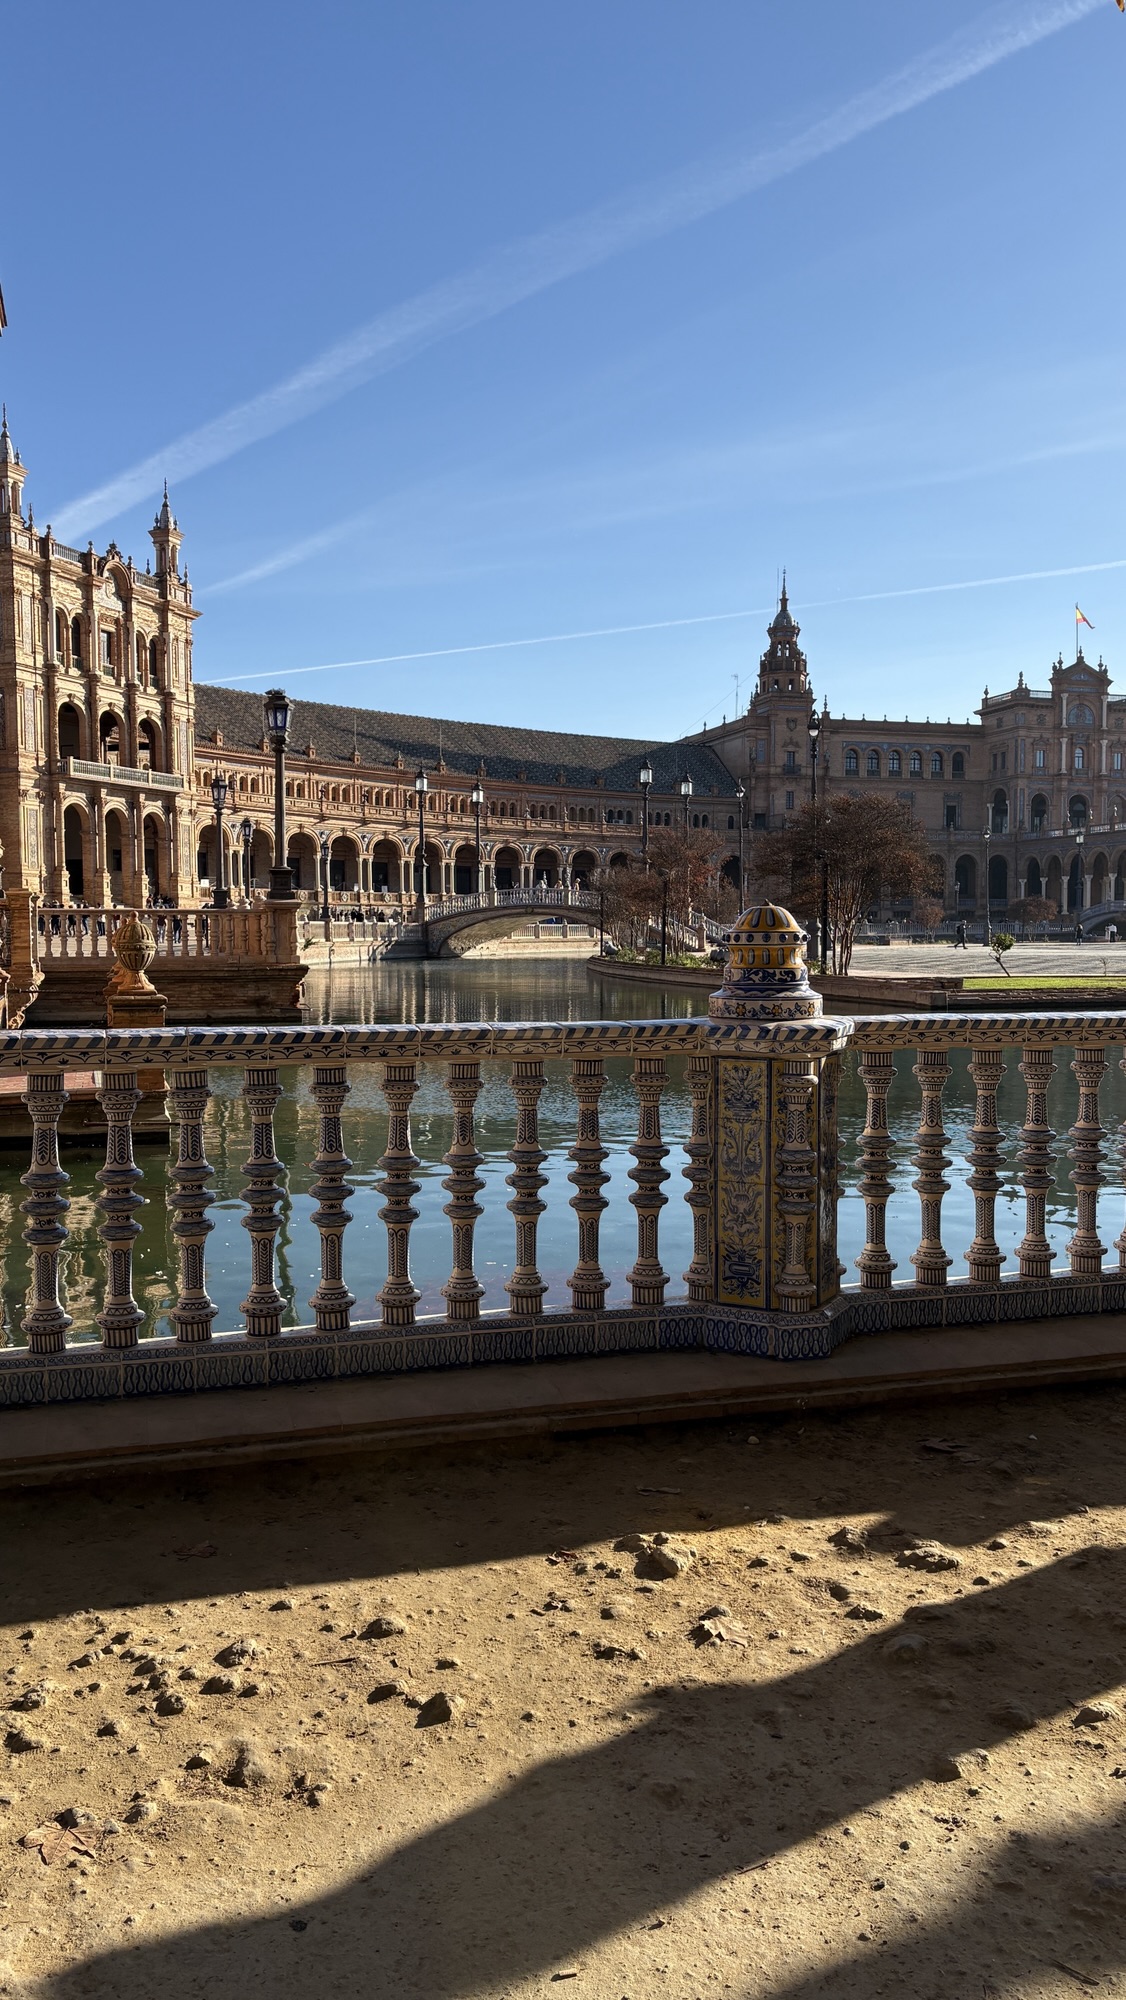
top-left (1075, 919), bottom-right (1084, 944)
top-left (954, 920), bottom-right (967, 949)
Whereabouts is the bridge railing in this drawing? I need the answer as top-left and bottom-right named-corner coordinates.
top-left (425, 887), bottom-right (600, 922)
top-left (5, 1008), bottom-right (1126, 1405)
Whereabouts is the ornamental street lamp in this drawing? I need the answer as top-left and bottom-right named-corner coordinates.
top-left (1074, 821), bottom-right (1086, 929)
top-left (680, 771), bottom-right (693, 833)
top-left (414, 768), bottom-right (429, 919)
top-left (239, 815), bottom-right (253, 902)
top-left (807, 708), bottom-right (821, 806)
top-left (639, 758), bottom-right (654, 863)
top-left (807, 708), bottom-right (829, 974)
top-left (319, 833), bottom-right (331, 923)
top-left (734, 780), bottom-right (746, 908)
top-left (983, 825), bottom-right (992, 944)
top-left (263, 688), bottom-right (295, 901)
top-left (471, 780), bottom-right (485, 895)
top-left (209, 773), bottom-right (230, 908)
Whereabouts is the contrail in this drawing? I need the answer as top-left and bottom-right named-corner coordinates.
top-left (205, 554), bottom-right (1126, 689)
top-left (52, 0), bottom-right (1101, 541)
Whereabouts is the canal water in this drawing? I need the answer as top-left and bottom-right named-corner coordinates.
top-left (2, 959), bottom-right (1124, 1343)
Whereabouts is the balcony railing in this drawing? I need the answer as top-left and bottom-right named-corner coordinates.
top-left (62, 758), bottom-right (184, 792)
top-left (4, 1008), bottom-right (1126, 1407)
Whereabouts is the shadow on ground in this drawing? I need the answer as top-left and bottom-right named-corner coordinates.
top-left (39, 1548), bottom-right (1126, 2000)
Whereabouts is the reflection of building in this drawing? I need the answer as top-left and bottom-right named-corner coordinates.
top-left (0, 417), bottom-right (739, 908)
top-left (690, 582), bottom-right (1126, 918)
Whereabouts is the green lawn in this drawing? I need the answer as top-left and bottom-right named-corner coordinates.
top-left (963, 975), bottom-right (1126, 989)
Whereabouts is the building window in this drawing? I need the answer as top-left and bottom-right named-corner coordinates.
top-left (1115, 751), bottom-right (1124, 773)
top-left (888, 751), bottom-right (901, 775)
top-left (727, 815), bottom-right (735, 830)
top-left (952, 752), bottom-right (965, 778)
top-left (844, 750), bottom-right (859, 775)
top-left (784, 790), bottom-right (795, 811)
top-left (944, 802), bottom-right (958, 829)
top-left (866, 750), bottom-right (880, 777)
top-left (1034, 747), bottom-right (1046, 769)
top-left (909, 751), bottom-right (922, 776)
top-left (1075, 746), bottom-right (1085, 770)
top-left (784, 749), bottom-right (797, 773)
top-left (102, 629), bottom-right (115, 670)
top-left (931, 752), bottom-right (943, 777)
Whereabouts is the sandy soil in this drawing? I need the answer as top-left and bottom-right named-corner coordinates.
top-left (2, 1383), bottom-right (1126, 2000)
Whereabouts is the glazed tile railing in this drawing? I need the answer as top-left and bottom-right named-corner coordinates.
top-left (5, 1009), bottom-right (1126, 1407)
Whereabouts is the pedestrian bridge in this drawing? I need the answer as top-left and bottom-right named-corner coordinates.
top-left (423, 886), bottom-right (601, 956)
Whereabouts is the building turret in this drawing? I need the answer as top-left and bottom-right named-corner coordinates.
top-left (149, 483), bottom-right (183, 577)
top-left (0, 408), bottom-right (27, 523)
top-left (757, 574), bottom-right (809, 697)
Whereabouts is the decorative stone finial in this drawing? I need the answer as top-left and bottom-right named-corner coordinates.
top-left (709, 903), bottom-right (822, 1021)
top-left (105, 911), bottom-right (158, 997)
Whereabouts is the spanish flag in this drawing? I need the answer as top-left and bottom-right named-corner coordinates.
top-left (1077, 605), bottom-right (1095, 630)
top-left (1117, 2), bottom-right (1124, 15)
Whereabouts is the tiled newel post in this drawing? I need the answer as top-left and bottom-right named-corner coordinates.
top-left (708, 904), bottom-right (850, 1312)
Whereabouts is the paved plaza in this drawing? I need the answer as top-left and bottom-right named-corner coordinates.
top-left (849, 939), bottom-right (1126, 982)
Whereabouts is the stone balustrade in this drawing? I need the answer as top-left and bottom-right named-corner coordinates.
top-left (5, 903), bottom-right (1126, 1407)
top-left (36, 905), bottom-right (297, 966)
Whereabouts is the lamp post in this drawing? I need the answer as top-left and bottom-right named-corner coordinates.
top-left (471, 781), bottom-right (485, 896)
top-left (414, 768), bottom-right (429, 920)
top-left (209, 773), bottom-right (230, 908)
top-left (680, 772), bottom-right (693, 833)
top-left (319, 832), bottom-right (331, 924)
top-left (735, 779), bottom-right (746, 908)
top-left (660, 873), bottom-right (669, 966)
top-left (639, 758), bottom-right (653, 864)
top-left (239, 815), bottom-right (253, 902)
top-left (262, 688), bottom-right (294, 901)
top-left (807, 709), bottom-right (829, 975)
top-left (983, 825), bottom-right (992, 944)
top-left (1074, 821), bottom-right (1086, 933)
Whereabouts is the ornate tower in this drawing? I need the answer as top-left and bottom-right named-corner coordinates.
top-left (756, 575), bottom-right (809, 697)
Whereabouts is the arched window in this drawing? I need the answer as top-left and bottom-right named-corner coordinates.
top-left (909, 751), bottom-right (922, 776)
top-left (844, 749), bottom-right (859, 775)
top-left (701, 813), bottom-right (709, 827)
top-left (1030, 793), bottom-right (1049, 834)
top-left (867, 750), bottom-right (880, 777)
top-left (148, 637), bottom-right (160, 687)
top-left (931, 752), bottom-right (943, 777)
top-left (57, 704), bottom-right (81, 760)
top-left (1075, 745), bottom-right (1085, 771)
top-left (55, 610), bottom-right (66, 660)
top-left (888, 751), bottom-right (901, 775)
top-left (952, 751), bottom-right (965, 778)
top-left (727, 815), bottom-right (735, 830)
top-left (70, 615), bottom-right (83, 666)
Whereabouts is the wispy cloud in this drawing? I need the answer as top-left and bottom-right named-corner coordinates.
top-left (206, 554), bottom-right (1126, 691)
top-left (52, 0), bottom-right (1101, 542)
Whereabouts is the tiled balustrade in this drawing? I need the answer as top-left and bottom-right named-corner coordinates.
top-left (4, 1009), bottom-right (1126, 1409)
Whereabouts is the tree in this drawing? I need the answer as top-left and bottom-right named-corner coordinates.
top-left (990, 930), bottom-right (1015, 975)
top-left (1008, 895), bottom-right (1057, 935)
top-left (914, 896), bottom-right (944, 939)
top-left (595, 863), bottom-right (660, 953)
top-left (755, 793), bottom-right (932, 975)
top-left (645, 825), bottom-right (733, 951)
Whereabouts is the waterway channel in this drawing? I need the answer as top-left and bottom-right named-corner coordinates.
top-left (1, 958), bottom-right (1122, 1343)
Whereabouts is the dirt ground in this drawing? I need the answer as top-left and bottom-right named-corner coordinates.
top-left (2, 1383), bottom-right (1125, 2000)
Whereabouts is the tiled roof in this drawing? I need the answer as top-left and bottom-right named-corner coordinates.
top-left (194, 684), bottom-right (739, 796)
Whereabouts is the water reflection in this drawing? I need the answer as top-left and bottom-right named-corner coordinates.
top-left (1, 961), bottom-right (1121, 1343)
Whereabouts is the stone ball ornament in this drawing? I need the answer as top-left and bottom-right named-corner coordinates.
top-left (708, 903), bottom-right (822, 1021)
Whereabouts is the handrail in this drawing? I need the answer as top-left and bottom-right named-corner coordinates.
top-left (62, 758), bottom-right (184, 792)
top-left (6, 1003), bottom-right (1126, 1407)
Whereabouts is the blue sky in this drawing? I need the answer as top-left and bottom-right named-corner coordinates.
top-left (2, 1), bottom-right (1123, 738)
